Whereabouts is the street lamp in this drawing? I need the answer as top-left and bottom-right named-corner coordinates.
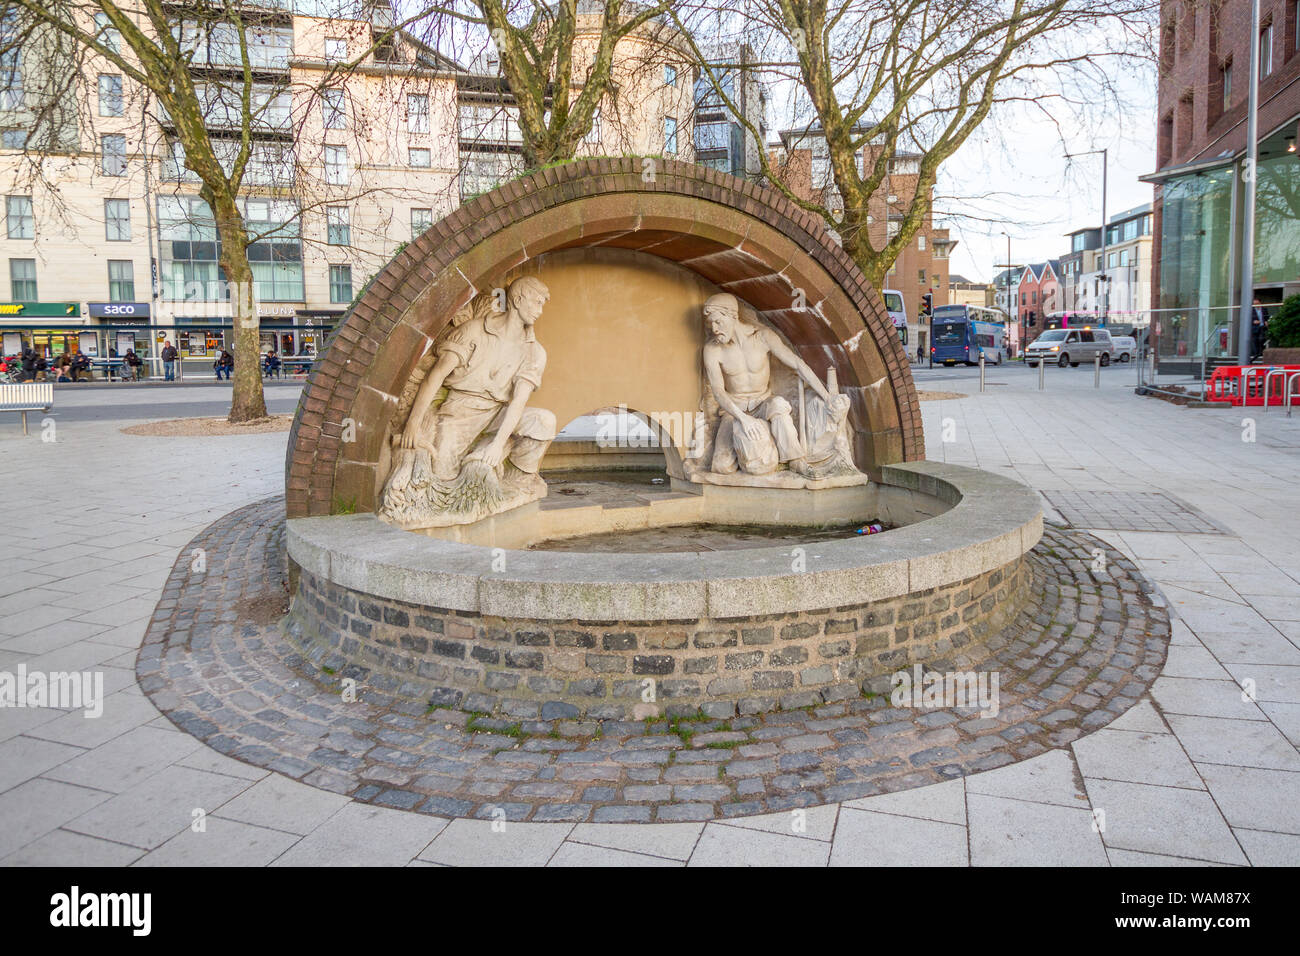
top-left (1064, 147), bottom-right (1109, 322)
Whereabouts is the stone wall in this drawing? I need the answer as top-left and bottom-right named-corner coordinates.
top-left (285, 555), bottom-right (1031, 720)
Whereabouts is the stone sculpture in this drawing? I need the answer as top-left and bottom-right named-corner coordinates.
top-left (685, 293), bottom-right (866, 488)
top-left (378, 277), bottom-right (557, 528)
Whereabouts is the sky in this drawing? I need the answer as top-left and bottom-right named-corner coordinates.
top-left (934, 68), bottom-right (1159, 285)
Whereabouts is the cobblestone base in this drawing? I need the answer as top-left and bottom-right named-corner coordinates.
top-left (284, 555), bottom-right (1030, 721)
top-left (138, 497), bottom-right (1171, 823)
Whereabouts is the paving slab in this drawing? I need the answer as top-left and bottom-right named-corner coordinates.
top-left (417, 819), bottom-right (573, 867)
top-left (967, 793), bottom-right (1107, 866)
top-left (830, 807), bottom-right (967, 866)
top-left (1082, 778), bottom-right (1247, 865)
top-left (689, 823), bottom-right (831, 867)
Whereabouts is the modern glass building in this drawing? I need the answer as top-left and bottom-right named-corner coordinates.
top-left (1145, 0), bottom-right (1300, 372)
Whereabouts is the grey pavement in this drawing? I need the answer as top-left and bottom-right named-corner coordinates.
top-left (0, 368), bottom-right (1297, 866)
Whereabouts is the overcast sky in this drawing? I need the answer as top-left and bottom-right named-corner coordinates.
top-left (931, 64), bottom-right (1158, 285)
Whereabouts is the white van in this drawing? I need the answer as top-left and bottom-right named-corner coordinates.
top-left (1025, 327), bottom-right (1115, 367)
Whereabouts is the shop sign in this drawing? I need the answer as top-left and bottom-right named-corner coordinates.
top-left (88, 302), bottom-right (151, 318)
top-left (0, 302), bottom-right (80, 317)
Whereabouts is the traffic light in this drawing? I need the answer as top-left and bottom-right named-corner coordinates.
top-left (922, 292), bottom-right (933, 317)
top-left (1028, 310), bottom-right (1037, 327)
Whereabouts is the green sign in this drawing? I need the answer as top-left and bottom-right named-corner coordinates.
top-left (0, 302), bottom-right (80, 317)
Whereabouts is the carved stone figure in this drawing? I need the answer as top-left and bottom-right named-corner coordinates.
top-left (379, 277), bottom-right (557, 528)
top-left (685, 293), bottom-right (866, 488)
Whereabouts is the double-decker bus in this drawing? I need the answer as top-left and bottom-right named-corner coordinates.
top-left (929, 305), bottom-right (1008, 367)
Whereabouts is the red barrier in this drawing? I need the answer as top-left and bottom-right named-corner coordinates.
top-left (1206, 365), bottom-right (1300, 406)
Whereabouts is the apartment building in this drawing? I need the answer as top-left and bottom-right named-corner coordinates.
top-left (769, 124), bottom-right (955, 353)
top-left (0, 1), bottom-right (694, 373)
top-left (693, 43), bottom-right (766, 178)
top-left (1141, 0), bottom-right (1300, 369)
top-left (1015, 261), bottom-right (1062, 334)
top-left (1060, 204), bottom-right (1154, 321)
top-left (948, 275), bottom-right (994, 310)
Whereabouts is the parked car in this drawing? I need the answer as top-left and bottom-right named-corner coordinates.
top-left (1110, 335), bottom-right (1137, 362)
top-left (1024, 327), bottom-right (1115, 367)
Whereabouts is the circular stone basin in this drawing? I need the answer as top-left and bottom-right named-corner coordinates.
top-left (528, 519), bottom-right (891, 553)
top-left (285, 461), bottom-right (1042, 720)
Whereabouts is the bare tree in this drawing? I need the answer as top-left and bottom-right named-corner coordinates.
top-left (419, 0), bottom-right (680, 170)
top-left (676, 0), bottom-right (1156, 292)
top-left (0, 0), bottom-right (437, 420)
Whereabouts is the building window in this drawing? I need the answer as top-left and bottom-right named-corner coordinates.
top-left (1261, 23), bottom-right (1274, 78)
top-left (322, 89), bottom-right (346, 130)
top-left (108, 260), bottom-right (134, 301)
top-left (326, 206), bottom-right (349, 245)
top-left (408, 93), bottom-right (430, 133)
top-left (1293, 1), bottom-right (1300, 59)
top-left (10, 258), bottom-right (36, 300)
top-left (411, 207), bottom-right (432, 237)
top-left (585, 108), bottom-right (601, 145)
top-left (159, 195), bottom-right (302, 302)
top-left (105, 198), bottom-right (130, 241)
top-left (5, 195), bottom-right (32, 239)
top-left (0, 56), bottom-right (20, 112)
top-left (409, 148), bottom-right (431, 168)
top-left (918, 235), bottom-right (926, 251)
top-left (101, 134), bottom-right (126, 176)
top-left (242, 198), bottom-right (303, 302)
top-left (664, 116), bottom-right (677, 155)
top-left (98, 74), bottom-right (123, 117)
top-left (324, 145), bottom-right (347, 184)
top-left (665, 64), bottom-right (677, 87)
top-left (94, 13), bottom-right (121, 54)
top-left (1221, 60), bottom-right (1232, 105)
top-left (329, 264), bottom-right (352, 303)
top-left (324, 37), bottom-right (347, 62)
top-left (1032, 290), bottom-right (1037, 303)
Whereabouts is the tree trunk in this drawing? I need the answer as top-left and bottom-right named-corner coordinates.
top-left (212, 200), bottom-right (266, 423)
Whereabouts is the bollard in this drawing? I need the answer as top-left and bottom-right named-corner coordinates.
top-left (1094, 352), bottom-right (1101, 388)
top-left (979, 353), bottom-right (986, 392)
top-left (1038, 358), bottom-right (1045, 391)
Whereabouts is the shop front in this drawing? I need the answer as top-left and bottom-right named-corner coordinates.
top-left (0, 303), bottom-right (87, 361)
top-left (160, 310), bottom-right (340, 379)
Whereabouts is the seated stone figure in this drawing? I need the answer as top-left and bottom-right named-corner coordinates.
top-left (379, 277), bottom-right (557, 527)
top-left (693, 293), bottom-right (856, 484)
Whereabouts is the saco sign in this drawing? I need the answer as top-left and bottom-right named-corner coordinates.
top-left (88, 302), bottom-right (151, 318)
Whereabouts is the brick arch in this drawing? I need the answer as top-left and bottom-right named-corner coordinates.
top-left (286, 157), bottom-right (922, 518)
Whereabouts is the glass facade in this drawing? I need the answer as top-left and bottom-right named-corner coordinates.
top-left (1158, 153), bottom-right (1299, 361)
top-left (1254, 153), bottom-right (1300, 286)
top-left (159, 196), bottom-right (302, 302)
top-left (1157, 168), bottom-right (1234, 359)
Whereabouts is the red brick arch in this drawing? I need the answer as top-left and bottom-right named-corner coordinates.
top-left (286, 157), bottom-right (922, 518)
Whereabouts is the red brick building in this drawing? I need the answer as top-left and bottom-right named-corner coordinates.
top-left (768, 129), bottom-right (955, 355)
top-left (1015, 261), bottom-right (1063, 344)
top-left (1142, 0), bottom-right (1300, 369)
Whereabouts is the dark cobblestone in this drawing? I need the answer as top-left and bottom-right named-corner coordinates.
top-left (139, 501), bottom-right (1169, 824)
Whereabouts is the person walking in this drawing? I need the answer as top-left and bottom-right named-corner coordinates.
top-left (161, 340), bottom-right (178, 381)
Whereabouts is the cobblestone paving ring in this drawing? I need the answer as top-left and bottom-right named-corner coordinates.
top-left (138, 498), bottom-right (1171, 823)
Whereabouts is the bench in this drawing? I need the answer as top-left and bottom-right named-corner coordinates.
top-left (0, 381), bottom-right (53, 435)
